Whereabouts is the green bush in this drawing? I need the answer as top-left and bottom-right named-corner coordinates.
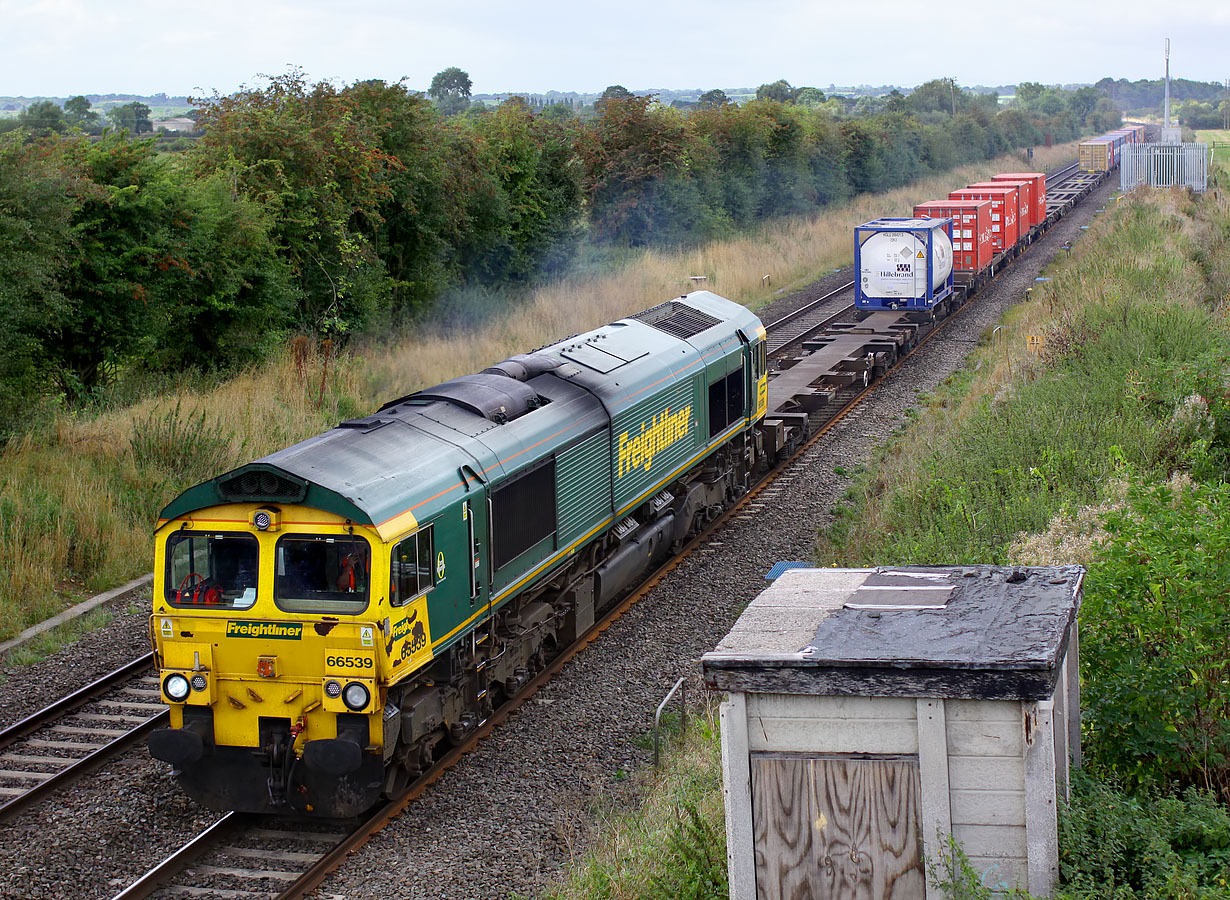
top-left (1056, 774), bottom-right (1230, 899)
top-left (648, 802), bottom-right (728, 900)
top-left (129, 402), bottom-right (236, 484)
top-left (1082, 480), bottom-right (1230, 798)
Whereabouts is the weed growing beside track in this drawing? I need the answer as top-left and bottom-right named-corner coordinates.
top-left (540, 708), bottom-right (728, 900)
top-left (0, 146), bottom-right (1074, 643)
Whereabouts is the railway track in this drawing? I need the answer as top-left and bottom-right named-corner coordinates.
top-left (763, 281), bottom-right (855, 355)
top-left (0, 653), bottom-right (163, 824)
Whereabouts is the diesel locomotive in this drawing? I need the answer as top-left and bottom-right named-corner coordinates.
top-left (148, 291), bottom-right (768, 816)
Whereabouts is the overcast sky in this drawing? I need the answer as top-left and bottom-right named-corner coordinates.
top-left (3, 0), bottom-right (1227, 99)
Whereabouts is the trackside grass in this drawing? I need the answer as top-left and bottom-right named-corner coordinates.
top-left (0, 144), bottom-right (1074, 643)
top-left (539, 708), bottom-right (728, 900)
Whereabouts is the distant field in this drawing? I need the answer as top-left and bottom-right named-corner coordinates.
top-left (1198, 130), bottom-right (1230, 176)
top-left (0, 103), bottom-right (192, 120)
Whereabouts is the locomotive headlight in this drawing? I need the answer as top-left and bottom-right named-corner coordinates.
top-left (342, 682), bottom-right (370, 711)
top-left (251, 507), bottom-right (280, 532)
top-left (163, 673), bottom-right (191, 702)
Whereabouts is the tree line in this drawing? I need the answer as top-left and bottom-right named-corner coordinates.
top-left (0, 96), bottom-right (159, 136)
top-left (1094, 75), bottom-right (1230, 128)
top-left (0, 71), bottom-right (1117, 439)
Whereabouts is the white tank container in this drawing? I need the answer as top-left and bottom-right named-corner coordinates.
top-left (859, 229), bottom-right (953, 299)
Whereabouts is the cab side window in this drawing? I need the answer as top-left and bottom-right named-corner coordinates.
top-left (391, 525), bottom-right (434, 607)
top-left (708, 362), bottom-right (745, 437)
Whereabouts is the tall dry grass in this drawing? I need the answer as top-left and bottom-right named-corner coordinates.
top-left (0, 144), bottom-right (1076, 637)
top-left (0, 344), bottom-right (363, 637)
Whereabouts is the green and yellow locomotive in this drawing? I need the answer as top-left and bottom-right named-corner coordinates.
top-left (148, 291), bottom-right (768, 816)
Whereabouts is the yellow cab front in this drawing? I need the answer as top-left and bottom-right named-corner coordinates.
top-left (148, 502), bottom-right (393, 816)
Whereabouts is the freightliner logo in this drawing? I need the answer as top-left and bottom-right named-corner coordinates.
top-left (617, 405), bottom-right (692, 478)
top-left (226, 621), bottom-right (303, 640)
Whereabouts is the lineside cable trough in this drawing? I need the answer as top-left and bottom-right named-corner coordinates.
top-left (703, 564), bottom-right (1083, 900)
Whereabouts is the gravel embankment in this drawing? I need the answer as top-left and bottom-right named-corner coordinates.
top-left (0, 176), bottom-right (1115, 900)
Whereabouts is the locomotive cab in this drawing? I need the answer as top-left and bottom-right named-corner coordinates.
top-left (148, 499), bottom-right (421, 816)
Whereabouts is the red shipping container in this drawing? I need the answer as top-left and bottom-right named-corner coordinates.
top-left (968, 180), bottom-right (1034, 232)
top-left (913, 199), bottom-right (993, 277)
top-left (992, 173), bottom-right (1047, 228)
top-left (949, 185), bottom-right (1020, 252)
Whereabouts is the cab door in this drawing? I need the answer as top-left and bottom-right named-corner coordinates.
top-left (460, 466), bottom-right (488, 615)
top-left (738, 329), bottom-right (765, 421)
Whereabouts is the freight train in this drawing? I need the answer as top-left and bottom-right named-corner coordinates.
top-left (1079, 124), bottom-right (1147, 173)
top-left (148, 158), bottom-right (1102, 817)
top-left (148, 292), bottom-right (769, 816)
top-left (857, 169), bottom-right (1052, 311)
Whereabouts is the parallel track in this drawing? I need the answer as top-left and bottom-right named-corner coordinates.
top-left (0, 653), bottom-right (163, 823)
top-left (763, 281), bottom-right (855, 355)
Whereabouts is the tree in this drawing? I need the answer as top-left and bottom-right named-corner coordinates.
top-left (428, 67), bottom-right (472, 116)
top-left (467, 100), bottom-right (582, 280)
top-left (1016, 82), bottom-right (1045, 105)
top-left (346, 77), bottom-right (497, 311)
top-left (63, 95), bottom-right (101, 129)
top-left (577, 93), bottom-right (691, 243)
top-left (106, 104), bottom-right (134, 132)
top-left (794, 87), bottom-right (826, 107)
top-left (697, 89), bottom-right (729, 109)
top-left (540, 102), bottom-right (575, 121)
top-left (909, 79), bottom-right (964, 116)
top-left (106, 101), bottom-right (151, 133)
top-left (755, 80), bottom-right (795, 103)
top-left (595, 85), bottom-right (633, 113)
top-left (131, 102), bottom-right (153, 133)
top-left (1083, 481), bottom-right (1230, 798)
top-left (17, 100), bottom-right (65, 135)
top-left (191, 71), bottom-right (397, 333)
top-left (1067, 86), bottom-right (1100, 121)
top-left (0, 134), bottom-right (76, 434)
top-left (150, 170), bottom-right (295, 370)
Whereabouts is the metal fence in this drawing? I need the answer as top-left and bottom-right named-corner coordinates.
top-left (1120, 143), bottom-right (1209, 193)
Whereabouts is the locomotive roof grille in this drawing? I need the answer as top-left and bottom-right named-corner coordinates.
top-left (394, 373), bottom-right (544, 424)
top-left (631, 301), bottom-right (722, 339)
top-left (218, 469), bottom-right (307, 503)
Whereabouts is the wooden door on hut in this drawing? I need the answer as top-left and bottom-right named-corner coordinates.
top-left (751, 753), bottom-right (926, 900)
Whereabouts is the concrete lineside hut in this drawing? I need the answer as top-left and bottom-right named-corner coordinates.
top-left (701, 565), bottom-right (1084, 900)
